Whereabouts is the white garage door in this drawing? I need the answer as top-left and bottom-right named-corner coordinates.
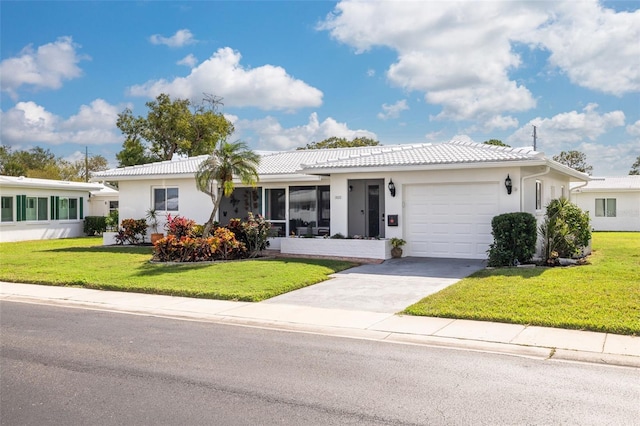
top-left (404, 182), bottom-right (500, 259)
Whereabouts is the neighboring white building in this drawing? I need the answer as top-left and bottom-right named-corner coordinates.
top-left (88, 183), bottom-right (119, 217)
top-left (0, 175), bottom-right (103, 243)
top-left (91, 138), bottom-right (589, 260)
top-left (571, 176), bottom-right (640, 232)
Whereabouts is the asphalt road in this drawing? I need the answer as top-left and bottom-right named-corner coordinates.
top-left (1, 301), bottom-right (639, 425)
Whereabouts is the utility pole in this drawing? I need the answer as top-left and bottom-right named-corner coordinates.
top-left (532, 125), bottom-right (537, 151)
top-left (85, 146), bottom-right (89, 182)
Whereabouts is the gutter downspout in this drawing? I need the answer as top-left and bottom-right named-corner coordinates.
top-left (520, 166), bottom-right (550, 212)
top-left (569, 181), bottom-right (589, 202)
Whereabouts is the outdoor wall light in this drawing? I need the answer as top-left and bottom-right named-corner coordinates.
top-left (505, 174), bottom-right (513, 195)
top-left (348, 185), bottom-right (353, 192)
top-left (388, 179), bottom-right (396, 197)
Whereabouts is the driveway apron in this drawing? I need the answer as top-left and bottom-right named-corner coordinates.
top-left (264, 257), bottom-right (485, 313)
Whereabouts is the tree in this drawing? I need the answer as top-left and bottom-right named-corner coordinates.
top-left (553, 150), bottom-right (593, 175)
top-left (483, 139), bottom-right (510, 147)
top-left (0, 145), bottom-right (107, 181)
top-left (116, 93), bottom-right (234, 166)
top-left (630, 156), bottom-right (640, 175)
top-left (298, 136), bottom-right (380, 150)
top-left (195, 141), bottom-right (260, 237)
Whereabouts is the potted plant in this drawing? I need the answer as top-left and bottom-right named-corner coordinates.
top-left (146, 208), bottom-right (164, 244)
top-left (390, 237), bottom-right (406, 258)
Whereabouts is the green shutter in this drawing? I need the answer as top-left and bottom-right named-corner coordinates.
top-left (50, 196), bottom-right (56, 220)
top-left (79, 197), bottom-right (84, 219)
top-left (17, 195), bottom-right (26, 221)
top-left (53, 196), bottom-right (60, 220)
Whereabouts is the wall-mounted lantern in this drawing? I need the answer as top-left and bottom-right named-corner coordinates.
top-left (388, 179), bottom-right (396, 197)
top-left (505, 174), bottom-right (513, 195)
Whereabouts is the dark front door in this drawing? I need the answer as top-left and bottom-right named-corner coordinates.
top-left (348, 179), bottom-right (385, 238)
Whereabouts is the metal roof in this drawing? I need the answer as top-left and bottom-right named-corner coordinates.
top-left (90, 138), bottom-right (561, 181)
top-left (300, 139), bottom-right (541, 171)
top-left (0, 175), bottom-right (104, 191)
top-left (572, 176), bottom-right (640, 191)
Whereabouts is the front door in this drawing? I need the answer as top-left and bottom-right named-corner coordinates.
top-left (348, 179), bottom-right (385, 238)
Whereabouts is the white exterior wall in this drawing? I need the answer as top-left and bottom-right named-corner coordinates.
top-left (329, 167), bottom-right (523, 240)
top-left (0, 187), bottom-right (91, 243)
top-left (88, 195), bottom-right (118, 217)
top-left (572, 190), bottom-right (640, 231)
top-left (118, 178), bottom-right (211, 232)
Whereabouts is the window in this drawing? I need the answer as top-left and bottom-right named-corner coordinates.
top-left (109, 201), bottom-right (119, 212)
top-left (595, 198), bottom-right (616, 217)
top-left (25, 197), bottom-right (48, 221)
top-left (1, 196), bottom-right (13, 222)
top-left (561, 186), bottom-right (566, 199)
top-left (289, 186), bottom-right (330, 236)
top-left (154, 188), bottom-right (179, 211)
top-left (535, 180), bottom-right (542, 210)
top-left (58, 197), bottom-right (79, 220)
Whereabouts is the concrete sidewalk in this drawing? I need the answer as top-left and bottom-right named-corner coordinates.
top-left (1, 282), bottom-right (638, 368)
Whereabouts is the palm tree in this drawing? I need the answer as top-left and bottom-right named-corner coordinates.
top-left (196, 140), bottom-right (260, 237)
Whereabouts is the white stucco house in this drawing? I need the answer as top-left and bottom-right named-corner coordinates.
top-left (0, 175), bottom-right (104, 243)
top-left (571, 176), bottom-right (640, 232)
top-left (90, 138), bottom-right (589, 260)
top-left (87, 183), bottom-right (119, 217)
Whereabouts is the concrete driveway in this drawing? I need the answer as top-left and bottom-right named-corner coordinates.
top-left (264, 257), bottom-right (485, 313)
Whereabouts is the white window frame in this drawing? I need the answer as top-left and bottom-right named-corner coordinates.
top-left (26, 196), bottom-right (48, 221)
top-left (595, 198), bottom-right (616, 217)
top-left (153, 187), bottom-right (179, 212)
top-left (535, 180), bottom-right (543, 210)
top-left (1, 196), bottom-right (13, 222)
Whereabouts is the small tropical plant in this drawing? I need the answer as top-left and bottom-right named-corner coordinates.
top-left (165, 214), bottom-right (196, 239)
top-left (226, 213), bottom-right (270, 258)
top-left (115, 218), bottom-right (147, 245)
top-left (390, 237), bottom-right (406, 248)
top-left (539, 198), bottom-right (591, 262)
top-left (105, 210), bottom-right (119, 231)
top-left (145, 208), bottom-right (160, 233)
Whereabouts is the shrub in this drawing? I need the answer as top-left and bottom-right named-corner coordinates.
top-left (84, 216), bottom-right (107, 236)
top-left (165, 214), bottom-right (196, 239)
top-left (115, 218), bottom-right (147, 245)
top-left (152, 230), bottom-right (244, 262)
top-left (226, 213), bottom-right (270, 258)
top-left (487, 212), bottom-right (537, 267)
top-left (539, 198), bottom-right (591, 261)
top-left (105, 210), bottom-right (119, 231)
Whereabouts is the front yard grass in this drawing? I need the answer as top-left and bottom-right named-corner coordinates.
top-left (0, 237), bottom-right (354, 302)
top-left (404, 232), bottom-right (640, 336)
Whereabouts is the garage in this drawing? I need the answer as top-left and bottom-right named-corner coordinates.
top-left (404, 182), bottom-right (501, 259)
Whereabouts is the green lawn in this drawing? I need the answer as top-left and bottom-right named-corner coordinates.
top-left (0, 237), bottom-right (354, 302)
top-left (404, 232), bottom-right (640, 336)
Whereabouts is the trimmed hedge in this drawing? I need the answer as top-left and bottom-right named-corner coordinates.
top-left (487, 212), bottom-right (537, 267)
top-left (84, 216), bottom-right (107, 236)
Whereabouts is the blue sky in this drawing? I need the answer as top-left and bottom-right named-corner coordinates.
top-left (1, 0), bottom-right (638, 176)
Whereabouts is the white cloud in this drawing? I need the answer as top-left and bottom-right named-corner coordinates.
top-left (626, 119), bottom-right (640, 137)
top-left (526, 2), bottom-right (640, 96)
top-left (320, 1), bottom-right (639, 124)
top-left (366, 69), bottom-right (375, 77)
top-left (572, 141), bottom-right (638, 176)
top-left (128, 47), bottom-right (323, 111)
top-left (507, 103), bottom-right (625, 152)
top-left (234, 112), bottom-right (377, 150)
top-left (320, 2), bottom-right (543, 121)
top-left (149, 29), bottom-right (196, 48)
top-left (377, 99), bottom-right (408, 120)
top-left (0, 99), bottom-right (122, 147)
top-left (177, 54), bottom-right (198, 67)
top-left (0, 36), bottom-right (86, 98)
